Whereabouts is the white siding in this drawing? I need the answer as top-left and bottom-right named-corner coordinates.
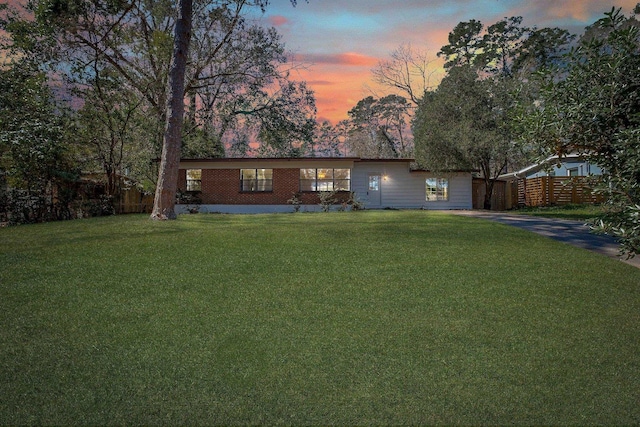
top-left (352, 162), bottom-right (472, 210)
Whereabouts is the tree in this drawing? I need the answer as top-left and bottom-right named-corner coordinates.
top-left (151, 0), bottom-right (192, 220)
top-left (426, 15), bottom-right (576, 209)
top-left (0, 60), bottom-right (77, 223)
top-left (75, 64), bottom-right (146, 197)
top-left (152, 0), bottom-right (302, 218)
top-left (520, 6), bottom-right (640, 255)
top-left (3, 0), bottom-right (305, 219)
top-left (313, 121), bottom-right (346, 157)
top-left (255, 81), bottom-right (317, 157)
top-left (371, 43), bottom-right (439, 106)
top-left (438, 19), bottom-right (484, 69)
top-left (478, 16), bottom-right (528, 77)
top-left (413, 66), bottom-right (524, 209)
top-left (186, 22), bottom-right (314, 157)
top-left (438, 16), bottom-right (573, 78)
top-left (512, 26), bottom-right (575, 74)
top-left (345, 95), bottom-right (412, 158)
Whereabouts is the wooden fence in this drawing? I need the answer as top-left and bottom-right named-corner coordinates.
top-left (118, 186), bottom-right (154, 214)
top-left (473, 178), bottom-right (509, 210)
top-left (516, 176), bottom-right (604, 207)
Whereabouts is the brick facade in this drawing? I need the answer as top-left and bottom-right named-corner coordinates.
top-left (178, 168), bottom-right (349, 205)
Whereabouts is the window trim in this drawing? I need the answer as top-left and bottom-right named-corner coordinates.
top-left (240, 168), bottom-right (273, 192)
top-left (299, 168), bottom-right (351, 192)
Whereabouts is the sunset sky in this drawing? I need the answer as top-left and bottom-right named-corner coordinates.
top-left (255, 0), bottom-right (638, 123)
top-left (2, 0), bottom-right (637, 124)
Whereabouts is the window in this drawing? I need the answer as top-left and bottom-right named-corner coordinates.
top-left (333, 169), bottom-right (351, 191)
top-left (241, 169), bottom-right (273, 191)
top-left (568, 167), bottom-right (579, 177)
top-left (425, 178), bottom-right (449, 201)
top-left (300, 168), bottom-right (350, 191)
top-left (186, 169), bottom-right (202, 191)
top-left (368, 175), bottom-right (380, 191)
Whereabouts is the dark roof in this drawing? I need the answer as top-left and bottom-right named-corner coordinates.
top-left (177, 157), bottom-right (479, 173)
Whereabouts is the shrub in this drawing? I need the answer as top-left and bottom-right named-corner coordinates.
top-left (287, 192), bottom-right (302, 212)
top-left (347, 192), bottom-right (365, 211)
top-left (176, 190), bottom-right (202, 205)
top-left (318, 190), bottom-right (337, 212)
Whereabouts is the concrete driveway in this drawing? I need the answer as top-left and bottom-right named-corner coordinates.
top-left (452, 210), bottom-right (640, 269)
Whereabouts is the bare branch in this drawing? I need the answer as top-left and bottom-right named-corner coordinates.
top-left (371, 43), bottom-right (441, 105)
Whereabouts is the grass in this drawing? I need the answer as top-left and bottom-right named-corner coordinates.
top-left (1, 211), bottom-right (639, 425)
top-left (510, 204), bottom-right (606, 221)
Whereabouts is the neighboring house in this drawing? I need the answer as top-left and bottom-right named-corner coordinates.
top-left (176, 157), bottom-right (472, 213)
top-left (500, 154), bottom-right (603, 180)
top-left (498, 154), bottom-right (605, 207)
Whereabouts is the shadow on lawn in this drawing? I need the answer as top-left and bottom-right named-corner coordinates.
top-left (0, 215), bottom-right (188, 251)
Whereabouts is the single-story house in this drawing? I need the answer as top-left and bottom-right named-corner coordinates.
top-left (176, 157), bottom-right (473, 213)
top-left (500, 154), bottom-right (603, 180)
top-left (497, 154), bottom-right (605, 207)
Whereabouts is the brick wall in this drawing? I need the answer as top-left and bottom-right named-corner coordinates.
top-left (177, 169), bottom-right (187, 191)
top-left (178, 168), bottom-right (349, 205)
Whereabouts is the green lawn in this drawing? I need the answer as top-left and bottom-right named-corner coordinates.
top-left (510, 204), bottom-right (605, 221)
top-left (1, 211), bottom-right (639, 425)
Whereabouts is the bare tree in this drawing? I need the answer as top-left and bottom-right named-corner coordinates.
top-left (371, 43), bottom-right (440, 106)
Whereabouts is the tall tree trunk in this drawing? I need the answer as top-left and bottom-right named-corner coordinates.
top-left (150, 0), bottom-right (193, 220)
top-left (484, 178), bottom-right (494, 210)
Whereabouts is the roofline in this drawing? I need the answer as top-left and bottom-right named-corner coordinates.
top-left (356, 158), bottom-right (414, 163)
top-left (177, 157), bottom-right (414, 163)
top-left (176, 157), bottom-right (481, 173)
top-left (499, 153), bottom-right (584, 179)
top-left (410, 168), bottom-right (477, 173)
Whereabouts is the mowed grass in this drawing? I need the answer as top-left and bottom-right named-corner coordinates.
top-left (510, 204), bottom-right (606, 221)
top-left (1, 211), bottom-right (639, 425)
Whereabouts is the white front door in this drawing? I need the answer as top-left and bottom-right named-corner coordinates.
top-left (367, 174), bottom-right (382, 207)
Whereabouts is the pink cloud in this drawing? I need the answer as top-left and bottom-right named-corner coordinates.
top-left (296, 52), bottom-right (379, 67)
top-left (306, 80), bottom-right (335, 86)
top-left (268, 15), bottom-right (289, 27)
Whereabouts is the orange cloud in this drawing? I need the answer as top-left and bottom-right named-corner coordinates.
top-left (292, 62), bottom-right (384, 124)
top-left (305, 80), bottom-right (335, 86)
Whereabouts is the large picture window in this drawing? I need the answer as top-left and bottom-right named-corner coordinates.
top-left (186, 169), bottom-right (202, 191)
top-left (300, 168), bottom-right (350, 191)
top-left (241, 169), bottom-right (273, 192)
top-left (425, 178), bottom-right (449, 201)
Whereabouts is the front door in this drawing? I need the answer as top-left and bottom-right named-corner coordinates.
top-left (368, 174), bottom-right (382, 207)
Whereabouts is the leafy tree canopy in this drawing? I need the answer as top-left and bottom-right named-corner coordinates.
top-left (520, 6), bottom-right (640, 255)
